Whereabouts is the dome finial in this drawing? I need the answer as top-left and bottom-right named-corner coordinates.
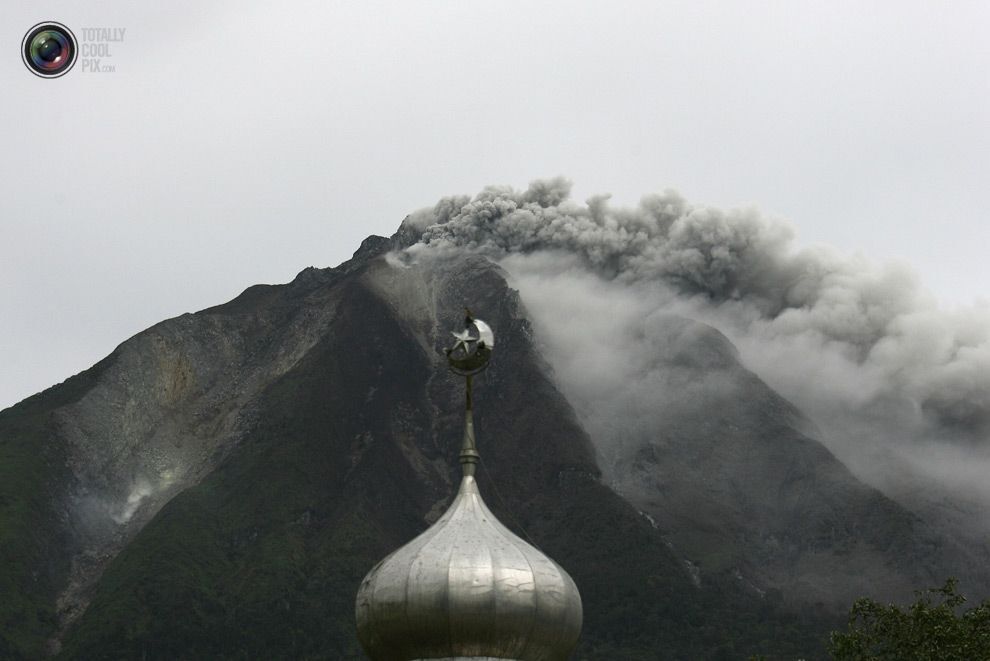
top-left (445, 310), bottom-right (494, 376)
top-left (445, 312), bottom-right (495, 477)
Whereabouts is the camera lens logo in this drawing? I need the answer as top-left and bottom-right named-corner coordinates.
top-left (22, 22), bottom-right (77, 78)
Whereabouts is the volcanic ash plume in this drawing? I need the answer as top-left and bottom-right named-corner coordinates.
top-left (396, 178), bottom-right (990, 514)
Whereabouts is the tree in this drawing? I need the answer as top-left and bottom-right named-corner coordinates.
top-left (828, 578), bottom-right (990, 660)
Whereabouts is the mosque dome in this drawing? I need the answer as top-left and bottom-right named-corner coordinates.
top-left (355, 314), bottom-right (583, 660)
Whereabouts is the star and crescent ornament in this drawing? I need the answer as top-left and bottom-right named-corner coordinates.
top-left (446, 309), bottom-right (495, 375)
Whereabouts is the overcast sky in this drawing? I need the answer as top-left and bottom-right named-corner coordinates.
top-left (2, 1), bottom-right (988, 409)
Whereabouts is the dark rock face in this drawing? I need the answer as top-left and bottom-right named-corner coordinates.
top-left (0, 236), bottom-right (977, 658)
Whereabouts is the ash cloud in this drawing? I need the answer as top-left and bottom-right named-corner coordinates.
top-left (397, 178), bottom-right (990, 518)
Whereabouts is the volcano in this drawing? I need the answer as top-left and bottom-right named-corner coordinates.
top-left (0, 229), bottom-right (985, 660)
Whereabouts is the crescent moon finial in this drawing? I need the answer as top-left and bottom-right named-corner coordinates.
top-left (445, 312), bottom-right (494, 376)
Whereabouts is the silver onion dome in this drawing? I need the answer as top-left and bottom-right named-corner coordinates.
top-left (355, 314), bottom-right (583, 661)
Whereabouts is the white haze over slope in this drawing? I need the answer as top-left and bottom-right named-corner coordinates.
top-left (398, 178), bottom-right (990, 519)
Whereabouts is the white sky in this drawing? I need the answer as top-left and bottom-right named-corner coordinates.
top-left (2, 1), bottom-right (988, 409)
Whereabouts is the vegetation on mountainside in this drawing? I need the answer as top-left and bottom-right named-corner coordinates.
top-left (0, 360), bottom-right (113, 659)
top-left (52, 294), bottom-right (837, 660)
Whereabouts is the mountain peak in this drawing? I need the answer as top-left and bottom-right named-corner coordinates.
top-left (352, 234), bottom-right (391, 260)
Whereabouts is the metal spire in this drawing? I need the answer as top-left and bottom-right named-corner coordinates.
top-left (444, 310), bottom-right (495, 478)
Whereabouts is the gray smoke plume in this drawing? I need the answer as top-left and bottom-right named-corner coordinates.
top-left (396, 178), bottom-right (990, 524)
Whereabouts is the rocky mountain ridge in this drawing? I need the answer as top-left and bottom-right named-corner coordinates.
top-left (0, 232), bottom-right (983, 659)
